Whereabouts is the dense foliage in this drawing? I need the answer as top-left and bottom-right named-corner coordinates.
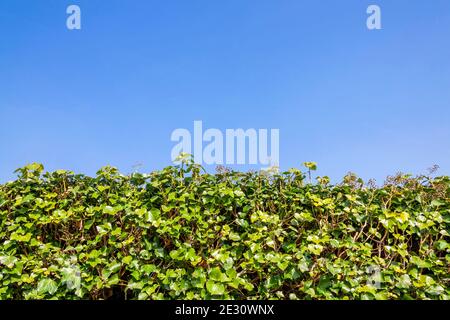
top-left (0, 159), bottom-right (449, 300)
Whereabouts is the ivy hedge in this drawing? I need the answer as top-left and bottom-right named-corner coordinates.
top-left (0, 159), bottom-right (449, 300)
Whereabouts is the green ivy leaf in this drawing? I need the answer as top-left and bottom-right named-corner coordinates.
top-left (206, 280), bottom-right (225, 295)
top-left (37, 279), bottom-right (58, 295)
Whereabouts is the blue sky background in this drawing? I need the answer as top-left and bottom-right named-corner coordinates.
top-left (1, 0), bottom-right (449, 183)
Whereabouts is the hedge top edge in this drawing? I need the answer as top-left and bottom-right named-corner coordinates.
top-left (0, 160), bottom-right (449, 300)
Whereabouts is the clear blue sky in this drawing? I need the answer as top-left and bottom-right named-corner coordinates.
top-left (1, 0), bottom-right (449, 183)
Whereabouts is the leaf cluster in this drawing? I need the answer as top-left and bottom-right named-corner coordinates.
top-left (0, 162), bottom-right (449, 300)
